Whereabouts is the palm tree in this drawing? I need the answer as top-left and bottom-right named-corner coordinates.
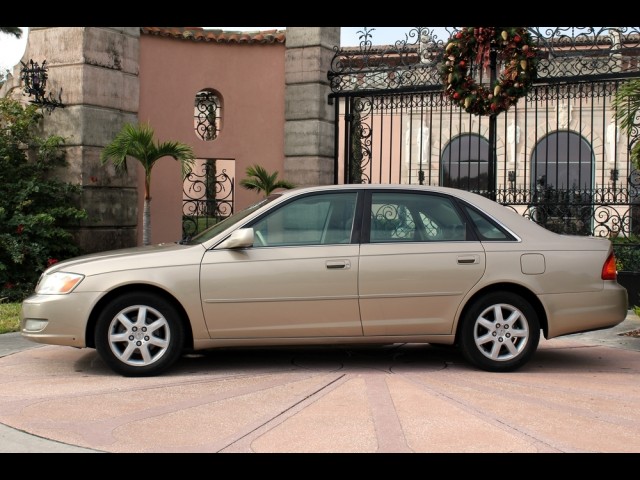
top-left (613, 79), bottom-right (640, 169)
top-left (100, 122), bottom-right (195, 246)
top-left (240, 164), bottom-right (295, 197)
top-left (0, 27), bottom-right (22, 39)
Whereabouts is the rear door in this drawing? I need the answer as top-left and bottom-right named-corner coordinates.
top-left (358, 190), bottom-right (486, 336)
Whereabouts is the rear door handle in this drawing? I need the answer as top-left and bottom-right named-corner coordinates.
top-left (457, 255), bottom-right (479, 265)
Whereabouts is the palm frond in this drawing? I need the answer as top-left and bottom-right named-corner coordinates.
top-left (613, 80), bottom-right (640, 133)
top-left (613, 79), bottom-right (640, 168)
top-left (240, 164), bottom-right (295, 197)
top-left (0, 27), bottom-right (22, 39)
top-left (100, 121), bottom-right (196, 245)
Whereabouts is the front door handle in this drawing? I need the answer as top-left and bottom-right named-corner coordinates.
top-left (326, 260), bottom-right (351, 270)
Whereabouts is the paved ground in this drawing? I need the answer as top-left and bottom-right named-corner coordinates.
top-left (0, 313), bottom-right (639, 454)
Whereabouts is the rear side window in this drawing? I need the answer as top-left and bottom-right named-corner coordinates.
top-left (369, 192), bottom-right (468, 242)
top-left (461, 204), bottom-right (516, 241)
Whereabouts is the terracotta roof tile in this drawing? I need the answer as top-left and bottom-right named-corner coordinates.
top-left (141, 27), bottom-right (286, 45)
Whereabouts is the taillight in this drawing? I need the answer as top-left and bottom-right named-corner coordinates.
top-left (602, 252), bottom-right (617, 280)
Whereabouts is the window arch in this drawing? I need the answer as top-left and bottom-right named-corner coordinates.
top-left (531, 131), bottom-right (593, 190)
top-left (531, 131), bottom-right (594, 235)
top-left (194, 89), bottom-right (222, 141)
top-left (441, 133), bottom-right (490, 191)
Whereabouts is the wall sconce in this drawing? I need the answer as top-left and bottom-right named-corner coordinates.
top-left (20, 59), bottom-right (65, 114)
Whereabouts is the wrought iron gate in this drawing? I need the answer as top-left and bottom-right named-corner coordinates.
top-left (182, 159), bottom-right (234, 239)
top-left (180, 28), bottom-right (640, 278)
top-left (327, 27), bottom-right (640, 245)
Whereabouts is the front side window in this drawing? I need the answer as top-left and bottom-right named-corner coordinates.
top-left (250, 192), bottom-right (358, 247)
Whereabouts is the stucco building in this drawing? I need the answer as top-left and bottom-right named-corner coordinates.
top-left (1, 26), bottom-right (339, 251)
top-left (3, 26), bottom-right (640, 255)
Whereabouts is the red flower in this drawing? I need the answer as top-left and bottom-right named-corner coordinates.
top-left (3, 282), bottom-right (14, 289)
top-left (16, 224), bottom-right (24, 234)
top-left (47, 258), bottom-right (59, 267)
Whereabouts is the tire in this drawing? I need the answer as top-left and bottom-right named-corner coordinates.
top-left (459, 291), bottom-right (540, 372)
top-left (94, 292), bottom-right (185, 377)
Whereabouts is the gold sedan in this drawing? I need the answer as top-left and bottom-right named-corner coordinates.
top-left (21, 184), bottom-right (628, 376)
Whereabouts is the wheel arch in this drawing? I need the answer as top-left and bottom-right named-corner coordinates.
top-left (455, 283), bottom-right (549, 343)
top-left (85, 284), bottom-right (194, 351)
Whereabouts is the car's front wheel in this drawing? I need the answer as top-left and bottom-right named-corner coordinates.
top-left (95, 292), bottom-right (185, 377)
top-left (459, 291), bottom-right (540, 372)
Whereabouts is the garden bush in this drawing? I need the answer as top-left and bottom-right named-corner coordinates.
top-left (0, 98), bottom-right (87, 302)
top-left (612, 234), bottom-right (640, 272)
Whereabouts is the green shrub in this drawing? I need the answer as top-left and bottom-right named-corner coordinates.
top-left (612, 235), bottom-right (640, 272)
top-left (0, 98), bottom-right (87, 301)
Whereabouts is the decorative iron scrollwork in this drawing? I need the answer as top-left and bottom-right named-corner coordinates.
top-left (182, 160), bottom-right (234, 239)
top-left (194, 91), bottom-right (220, 141)
top-left (20, 59), bottom-right (64, 113)
top-left (328, 27), bottom-right (640, 96)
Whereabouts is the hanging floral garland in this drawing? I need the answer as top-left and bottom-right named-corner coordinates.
top-left (441, 27), bottom-right (538, 116)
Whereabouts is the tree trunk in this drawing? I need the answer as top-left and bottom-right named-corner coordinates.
top-left (143, 198), bottom-right (151, 246)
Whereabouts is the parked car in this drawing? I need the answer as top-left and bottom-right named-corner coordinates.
top-left (20, 184), bottom-right (628, 376)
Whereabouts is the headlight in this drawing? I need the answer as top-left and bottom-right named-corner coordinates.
top-left (36, 271), bottom-right (85, 294)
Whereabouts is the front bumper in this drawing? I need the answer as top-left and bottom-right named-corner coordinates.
top-left (20, 292), bottom-right (102, 348)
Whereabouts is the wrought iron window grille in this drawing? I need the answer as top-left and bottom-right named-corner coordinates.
top-left (194, 91), bottom-right (221, 141)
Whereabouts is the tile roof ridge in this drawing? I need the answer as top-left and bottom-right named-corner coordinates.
top-left (141, 27), bottom-right (286, 44)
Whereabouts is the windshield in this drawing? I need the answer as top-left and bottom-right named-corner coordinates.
top-left (181, 196), bottom-right (277, 245)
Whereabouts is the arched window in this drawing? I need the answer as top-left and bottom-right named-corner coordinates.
top-left (441, 134), bottom-right (489, 192)
top-left (194, 89), bottom-right (222, 141)
top-left (531, 131), bottom-right (594, 235)
top-left (531, 131), bottom-right (593, 190)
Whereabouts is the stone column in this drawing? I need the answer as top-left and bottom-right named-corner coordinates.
top-left (6, 27), bottom-right (140, 254)
top-left (284, 27), bottom-right (340, 186)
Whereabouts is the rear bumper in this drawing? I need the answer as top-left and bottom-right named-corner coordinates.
top-left (542, 283), bottom-right (628, 339)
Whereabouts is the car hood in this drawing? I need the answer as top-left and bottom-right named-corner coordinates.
top-left (46, 242), bottom-right (205, 276)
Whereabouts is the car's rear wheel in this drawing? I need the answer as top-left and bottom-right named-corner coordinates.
top-left (95, 292), bottom-right (185, 377)
top-left (459, 291), bottom-right (540, 372)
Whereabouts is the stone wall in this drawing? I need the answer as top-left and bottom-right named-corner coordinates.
top-left (1, 27), bottom-right (340, 252)
top-left (2, 27), bottom-right (140, 254)
top-left (284, 27), bottom-right (339, 186)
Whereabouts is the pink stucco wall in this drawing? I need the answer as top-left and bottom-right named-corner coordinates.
top-left (138, 34), bottom-right (286, 245)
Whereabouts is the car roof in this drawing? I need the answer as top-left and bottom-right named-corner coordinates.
top-left (276, 183), bottom-right (501, 210)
